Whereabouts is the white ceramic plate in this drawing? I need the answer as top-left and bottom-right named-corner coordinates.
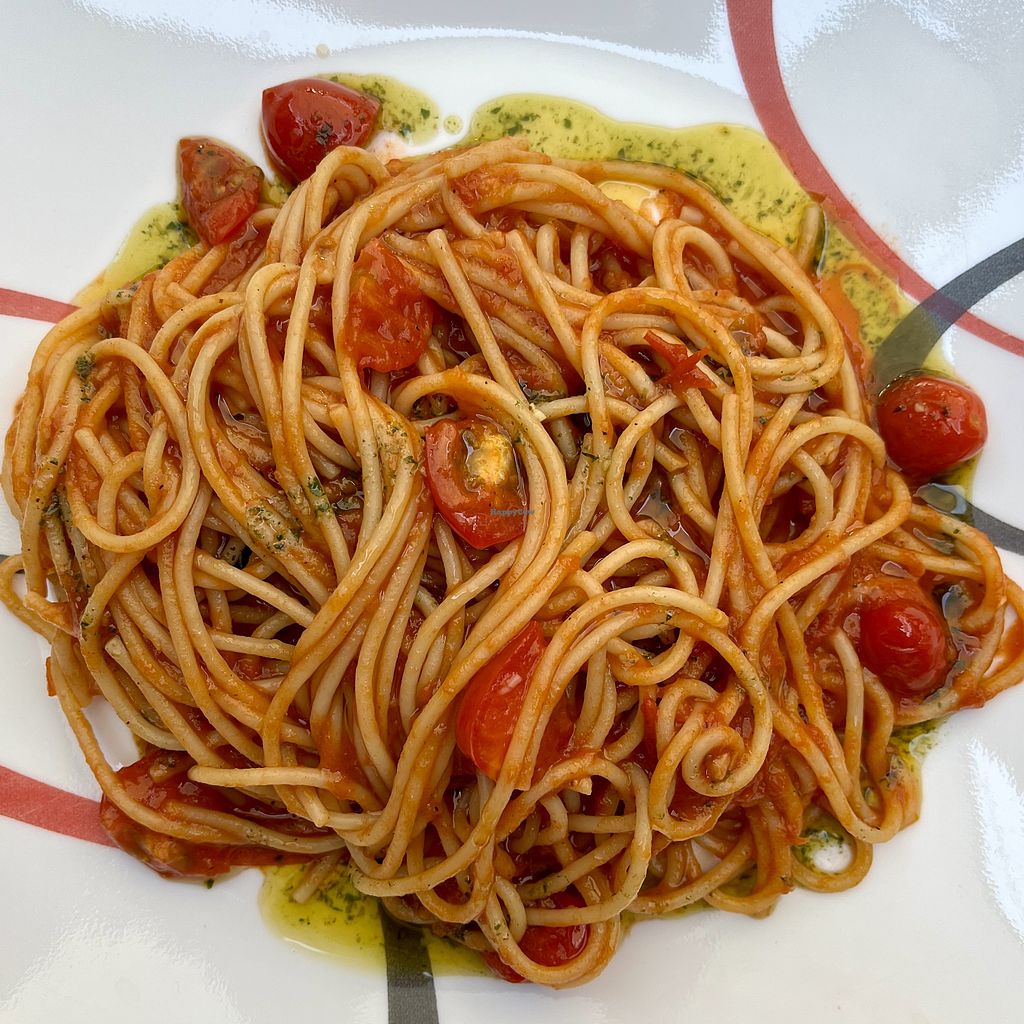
top-left (2, 2), bottom-right (1023, 1022)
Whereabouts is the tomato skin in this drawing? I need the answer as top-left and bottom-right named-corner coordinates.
top-left (857, 595), bottom-right (953, 697)
top-left (424, 416), bottom-right (528, 549)
top-left (456, 622), bottom-right (546, 780)
top-left (344, 238), bottom-right (435, 372)
top-left (99, 749), bottom-right (312, 879)
top-left (177, 137), bottom-right (263, 247)
top-left (539, 696), bottom-right (576, 780)
top-left (483, 892), bottom-right (590, 982)
top-left (456, 622), bottom-right (572, 781)
top-left (645, 331), bottom-right (713, 396)
top-left (199, 221), bottom-right (269, 294)
top-left (261, 78), bottom-right (380, 182)
top-left (876, 373), bottom-right (987, 477)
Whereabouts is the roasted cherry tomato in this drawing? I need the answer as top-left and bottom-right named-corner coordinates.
top-left (424, 415), bottom-right (528, 549)
top-left (645, 331), bottom-right (713, 397)
top-left (343, 238), bottom-right (435, 372)
top-left (99, 749), bottom-right (312, 878)
top-left (455, 622), bottom-right (572, 781)
top-left (261, 77), bottom-right (380, 182)
top-left (857, 595), bottom-right (953, 697)
top-left (876, 373), bottom-right (987, 477)
top-left (483, 891), bottom-right (590, 982)
top-left (177, 137), bottom-right (263, 247)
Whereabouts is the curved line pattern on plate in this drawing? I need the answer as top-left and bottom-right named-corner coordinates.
top-left (381, 913), bottom-right (440, 1024)
top-left (874, 237), bottom-right (1024, 385)
top-left (0, 288), bottom-right (78, 324)
top-left (0, 764), bottom-right (112, 846)
top-left (725, 0), bottom-right (1024, 358)
top-left (872, 235), bottom-right (1024, 557)
top-left (874, 236), bottom-right (1024, 555)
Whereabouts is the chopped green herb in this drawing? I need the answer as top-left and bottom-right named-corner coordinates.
top-left (74, 353), bottom-right (94, 380)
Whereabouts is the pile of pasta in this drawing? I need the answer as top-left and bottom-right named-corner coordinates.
top-left (4, 137), bottom-right (1022, 985)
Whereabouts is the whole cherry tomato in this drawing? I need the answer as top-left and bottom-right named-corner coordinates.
top-left (876, 373), bottom-right (987, 477)
top-left (261, 77), bottom-right (380, 181)
top-left (857, 594), bottom-right (953, 697)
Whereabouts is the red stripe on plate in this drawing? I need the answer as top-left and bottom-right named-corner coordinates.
top-left (726, 0), bottom-right (1024, 357)
top-left (0, 764), bottom-right (113, 847)
top-left (0, 288), bottom-right (78, 324)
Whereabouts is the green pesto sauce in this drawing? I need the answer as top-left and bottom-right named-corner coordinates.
top-left (718, 865), bottom-right (758, 897)
top-left (792, 725), bottom-right (944, 876)
top-left (263, 176), bottom-right (293, 207)
top-left (323, 73), bottom-right (440, 143)
top-left (890, 717), bottom-right (944, 761)
top-left (795, 828), bottom-right (849, 868)
top-left (75, 202), bottom-right (195, 306)
top-left (260, 863), bottom-right (488, 977)
top-left (467, 94), bottom-right (912, 356)
top-left (793, 810), bottom-right (853, 873)
top-left (817, 231), bottom-right (914, 352)
top-left (621, 901), bottom-right (707, 935)
top-left (469, 96), bottom-right (807, 242)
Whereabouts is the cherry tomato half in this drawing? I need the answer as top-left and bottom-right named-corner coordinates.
top-left (455, 622), bottom-right (573, 781)
top-left (876, 373), bottom-right (987, 478)
top-left (99, 749), bottom-right (312, 878)
top-left (177, 137), bottom-right (263, 247)
top-left (483, 892), bottom-right (590, 982)
top-left (520, 892), bottom-right (590, 966)
top-left (424, 415), bottom-right (528, 549)
top-left (857, 594), bottom-right (953, 698)
top-left (261, 77), bottom-right (380, 182)
top-left (343, 238), bottom-right (436, 372)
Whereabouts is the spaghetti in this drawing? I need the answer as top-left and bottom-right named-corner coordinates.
top-left (3, 129), bottom-right (1023, 986)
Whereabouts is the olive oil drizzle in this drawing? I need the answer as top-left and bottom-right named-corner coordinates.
top-left (74, 203), bottom-right (195, 307)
